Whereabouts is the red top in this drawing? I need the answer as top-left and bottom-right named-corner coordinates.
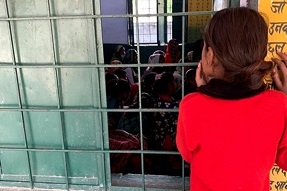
top-left (176, 90), bottom-right (287, 191)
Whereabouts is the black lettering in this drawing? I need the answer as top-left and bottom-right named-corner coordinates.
top-left (269, 22), bottom-right (287, 35)
top-left (271, 1), bottom-right (287, 14)
top-left (268, 42), bottom-right (287, 56)
top-left (275, 181), bottom-right (287, 191)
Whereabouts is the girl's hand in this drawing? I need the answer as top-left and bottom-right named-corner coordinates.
top-left (272, 52), bottom-right (287, 94)
top-left (195, 61), bottom-right (208, 87)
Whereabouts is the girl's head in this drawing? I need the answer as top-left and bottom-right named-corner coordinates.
top-left (108, 79), bottom-right (131, 106)
top-left (148, 54), bottom-right (164, 64)
top-left (113, 69), bottom-right (127, 80)
top-left (123, 49), bottom-right (138, 64)
top-left (153, 50), bottom-right (165, 56)
top-left (153, 72), bottom-right (176, 96)
top-left (165, 39), bottom-right (180, 63)
top-left (143, 72), bottom-right (156, 90)
top-left (202, 7), bottom-right (272, 90)
top-left (114, 45), bottom-right (125, 60)
top-left (106, 59), bottom-right (122, 73)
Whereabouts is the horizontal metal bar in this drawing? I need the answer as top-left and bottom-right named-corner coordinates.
top-left (0, 62), bottom-right (198, 68)
top-left (0, 147), bottom-right (179, 155)
top-left (0, 11), bottom-right (215, 21)
top-left (0, 107), bottom-right (179, 112)
top-left (0, 183), bottom-right (100, 191)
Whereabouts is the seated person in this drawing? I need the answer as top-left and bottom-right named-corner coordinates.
top-left (109, 129), bottom-right (150, 174)
top-left (149, 72), bottom-right (179, 151)
top-left (184, 68), bottom-right (197, 95)
top-left (106, 79), bottom-right (130, 130)
top-left (110, 45), bottom-right (125, 63)
top-left (117, 73), bottom-right (156, 135)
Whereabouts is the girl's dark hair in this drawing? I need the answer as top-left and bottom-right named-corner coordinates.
top-left (152, 66), bottom-right (165, 74)
top-left (107, 79), bottom-right (130, 97)
top-left (114, 45), bottom-right (124, 58)
top-left (113, 69), bottom-right (126, 79)
top-left (192, 39), bottom-right (204, 62)
top-left (204, 7), bottom-right (272, 90)
top-left (105, 73), bottom-right (118, 83)
top-left (153, 72), bottom-right (174, 95)
top-left (143, 72), bottom-right (156, 87)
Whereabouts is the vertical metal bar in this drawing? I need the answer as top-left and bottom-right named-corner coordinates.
top-left (181, 0), bottom-right (185, 53)
top-left (180, 0), bottom-right (186, 100)
top-left (158, 0), bottom-right (166, 44)
top-left (92, 0), bottom-right (109, 190)
top-left (128, 0), bottom-right (134, 45)
top-left (133, 1), bottom-right (146, 190)
top-left (165, 0), bottom-right (168, 42)
top-left (4, 0), bottom-right (34, 188)
top-left (135, 0), bottom-right (144, 181)
top-left (227, 0), bottom-right (230, 8)
top-left (46, 0), bottom-right (70, 190)
top-left (181, 3), bottom-right (187, 191)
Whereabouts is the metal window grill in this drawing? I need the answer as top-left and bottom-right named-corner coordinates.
top-left (0, 0), bottom-right (230, 190)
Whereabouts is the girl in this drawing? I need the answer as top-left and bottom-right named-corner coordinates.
top-left (176, 7), bottom-right (287, 191)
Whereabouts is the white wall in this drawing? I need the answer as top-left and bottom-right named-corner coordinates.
top-left (101, 0), bottom-right (129, 44)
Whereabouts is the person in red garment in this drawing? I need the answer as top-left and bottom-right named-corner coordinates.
top-left (176, 7), bottom-right (287, 191)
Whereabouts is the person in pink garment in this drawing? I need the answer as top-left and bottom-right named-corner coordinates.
top-left (176, 7), bottom-right (287, 191)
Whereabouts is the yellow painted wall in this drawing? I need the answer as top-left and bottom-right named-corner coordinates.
top-left (187, 0), bottom-right (212, 43)
top-left (258, 1), bottom-right (287, 190)
top-left (259, 0), bottom-right (287, 60)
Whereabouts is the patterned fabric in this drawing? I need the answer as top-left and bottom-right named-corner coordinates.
top-left (118, 93), bottom-right (155, 135)
top-left (117, 112), bottom-right (141, 135)
top-left (150, 98), bottom-right (179, 150)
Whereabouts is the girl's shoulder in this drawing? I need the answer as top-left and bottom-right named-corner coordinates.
top-left (261, 89), bottom-right (287, 105)
top-left (180, 92), bottom-right (204, 105)
top-left (264, 89), bottom-right (287, 97)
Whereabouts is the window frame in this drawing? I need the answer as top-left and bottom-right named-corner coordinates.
top-left (129, 0), bottom-right (172, 45)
